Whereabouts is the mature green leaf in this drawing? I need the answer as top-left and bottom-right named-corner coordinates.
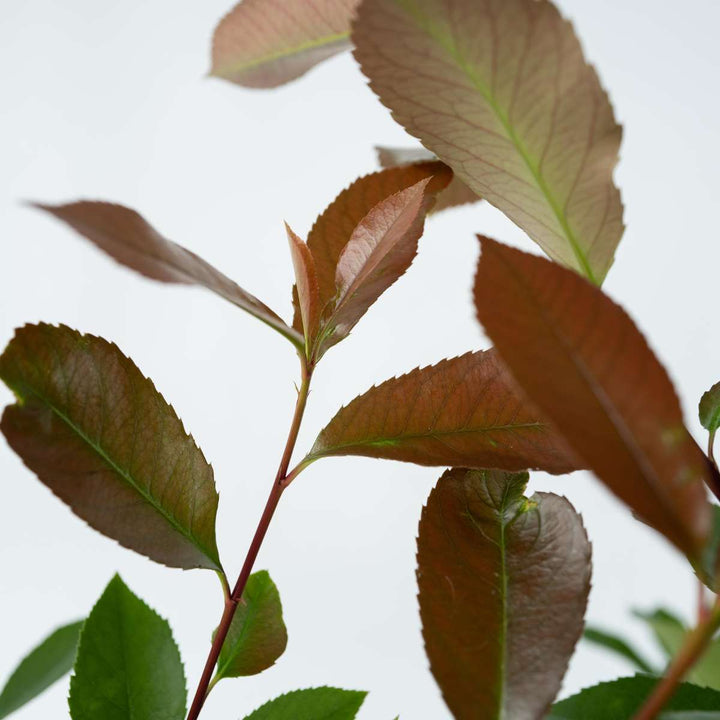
top-left (418, 468), bottom-right (591, 719)
top-left (700, 383), bottom-right (720, 433)
top-left (547, 676), bottom-right (720, 719)
top-left (33, 201), bottom-right (302, 348)
top-left (210, 0), bottom-right (358, 88)
top-left (376, 146), bottom-right (480, 212)
top-left (215, 571), bottom-right (287, 680)
top-left (353, 0), bottom-right (624, 283)
top-left (295, 162), bottom-right (453, 333)
top-left (309, 350), bottom-right (579, 473)
top-left (69, 575), bottom-right (186, 720)
top-left (582, 627), bottom-right (656, 674)
top-left (242, 687), bottom-right (367, 720)
top-left (317, 177), bottom-right (434, 354)
top-left (634, 609), bottom-right (686, 661)
top-left (0, 621), bottom-right (82, 719)
top-left (0, 324), bottom-right (221, 570)
top-left (474, 237), bottom-right (713, 562)
top-left (287, 224), bottom-right (321, 347)
top-left (634, 608), bottom-right (720, 691)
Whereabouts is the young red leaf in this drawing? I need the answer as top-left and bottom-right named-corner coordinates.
top-left (0, 324), bottom-right (221, 571)
top-left (33, 201), bottom-right (303, 349)
top-left (376, 146), bottom-right (480, 213)
top-left (474, 237), bottom-right (713, 561)
top-left (318, 178), bottom-right (432, 353)
top-left (286, 224), bottom-right (321, 347)
top-left (295, 162), bottom-right (453, 332)
top-left (309, 350), bottom-right (580, 473)
top-left (210, 0), bottom-right (358, 88)
top-left (418, 468), bottom-right (591, 720)
top-left (353, 0), bottom-right (624, 284)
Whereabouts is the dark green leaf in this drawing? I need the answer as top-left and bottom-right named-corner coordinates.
top-left (582, 627), bottom-right (656, 674)
top-left (700, 383), bottom-right (720, 433)
top-left (0, 324), bottom-right (221, 571)
top-left (33, 202), bottom-right (303, 348)
top-left (69, 575), bottom-right (186, 720)
top-left (310, 350), bottom-right (580, 473)
top-left (547, 676), bottom-right (720, 719)
top-left (474, 237), bottom-right (713, 563)
top-left (215, 571), bottom-right (288, 680)
top-left (418, 468), bottom-right (591, 719)
top-left (241, 687), bottom-right (367, 720)
top-left (0, 621), bottom-right (82, 719)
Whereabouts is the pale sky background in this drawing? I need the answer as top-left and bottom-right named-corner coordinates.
top-left (1, 1), bottom-right (720, 718)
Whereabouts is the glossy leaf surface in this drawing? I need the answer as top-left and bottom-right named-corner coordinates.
top-left (376, 146), bottom-right (480, 212)
top-left (242, 687), bottom-right (367, 720)
top-left (297, 162), bottom-right (452, 332)
top-left (34, 202), bottom-right (302, 348)
top-left (0, 621), bottom-right (82, 719)
top-left (474, 237), bottom-right (712, 560)
top-left (418, 468), bottom-right (591, 719)
top-left (211, 0), bottom-right (358, 88)
top-left (700, 382), bottom-right (720, 433)
top-left (215, 571), bottom-right (288, 680)
top-left (310, 350), bottom-right (579, 473)
top-left (353, 0), bottom-right (624, 283)
top-left (0, 324), bottom-right (221, 570)
top-left (547, 676), bottom-right (720, 719)
top-left (69, 575), bottom-right (186, 720)
top-left (582, 627), bottom-right (656, 674)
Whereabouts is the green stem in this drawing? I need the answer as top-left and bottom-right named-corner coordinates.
top-left (633, 597), bottom-right (720, 720)
top-left (186, 359), bottom-right (314, 720)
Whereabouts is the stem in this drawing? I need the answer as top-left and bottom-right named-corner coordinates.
top-left (186, 360), bottom-right (313, 720)
top-left (633, 597), bottom-right (720, 720)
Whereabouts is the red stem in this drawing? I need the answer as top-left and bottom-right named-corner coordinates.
top-left (186, 361), bottom-right (312, 720)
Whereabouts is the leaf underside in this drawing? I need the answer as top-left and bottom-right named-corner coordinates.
top-left (353, 0), bottom-right (624, 283)
top-left (211, 0), bottom-right (359, 88)
top-left (0, 323), bottom-right (221, 571)
top-left (474, 237), bottom-right (712, 562)
top-left (418, 468), bottom-right (591, 719)
top-left (310, 349), bottom-right (580, 474)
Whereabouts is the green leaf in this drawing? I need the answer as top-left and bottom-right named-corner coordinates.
top-left (547, 676), bottom-right (720, 719)
top-left (0, 324), bottom-right (221, 571)
top-left (418, 468), bottom-right (591, 719)
top-left (214, 571), bottom-right (288, 680)
top-left (210, 0), bottom-right (358, 88)
top-left (660, 714), bottom-right (720, 719)
top-left (474, 237), bottom-right (713, 564)
top-left (634, 609), bottom-right (687, 661)
top-left (310, 350), bottom-right (580, 474)
top-left (33, 202), bottom-right (302, 348)
top-left (241, 687), bottom-right (367, 720)
top-left (634, 608), bottom-right (720, 691)
top-left (702, 506), bottom-right (720, 593)
top-left (376, 146), bottom-right (481, 213)
top-left (582, 627), bottom-right (656, 674)
top-left (700, 382), bottom-right (720, 433)
top-left (69, 575), bottom-right (186, 720)
top-left (0, 621), bottom-right (83, 719)
top-left (353, 0), bottom-right (624, 284)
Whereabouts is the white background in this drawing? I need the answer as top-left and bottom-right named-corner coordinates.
top-left (1, 1), bottom-right (720, 718)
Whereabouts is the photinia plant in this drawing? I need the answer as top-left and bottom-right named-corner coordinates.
top-left (2, 1), bottom-right (719, 719)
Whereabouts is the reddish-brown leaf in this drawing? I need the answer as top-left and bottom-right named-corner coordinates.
top-left (286, 224), bottom-right (321, 347)
top-left (210, 0), bottom-right (359, 88)
top-left (309, 350), bottom-right (579, 473)
top-left (34, 201), bottom-right (303, 348)
top-left (0, 324), bottom-right (221, 570)
top-left (418, 468), bottom-right (591, 720)
top-left (353, 0), bottom-right (624, 284)
top-left (318, 178), bottom-right (432, 353)
top-left (376, 146), bottom-right (480, 213)
top-left (474, 237), bottom-right (713, 560)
